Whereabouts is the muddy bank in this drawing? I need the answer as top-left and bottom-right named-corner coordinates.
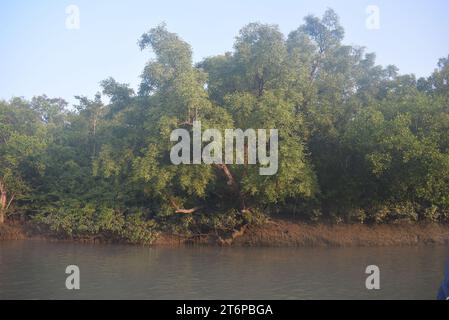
top-left (0, 223), bottom-right (29, 241)
top-left (2, 220), bottom-right (449, 247)
top-left (153, 220), bottom-right (449, 247)
top-left (231, 220), bottom-right (449, 247)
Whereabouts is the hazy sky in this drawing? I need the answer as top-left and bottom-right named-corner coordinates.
top-left (1, 0), bottom-right (449, 106)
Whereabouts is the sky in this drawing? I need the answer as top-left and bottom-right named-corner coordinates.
top-left (1, 0), bottom-right (449, 107)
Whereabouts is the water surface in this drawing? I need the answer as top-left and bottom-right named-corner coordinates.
top-left (0, 241), bottom-right (447, 299)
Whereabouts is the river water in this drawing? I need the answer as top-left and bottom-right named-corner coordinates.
top-left (0, 240), bottom-right (447, 300)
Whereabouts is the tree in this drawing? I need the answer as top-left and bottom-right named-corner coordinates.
top-left (3, 10), bottom-right (449, 235)
top-left (0, 98), bottom-right (48, 223)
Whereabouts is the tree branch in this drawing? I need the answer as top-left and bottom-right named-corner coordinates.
top-left (5, 194), bottom-right (15, 212)
top-left (169, 197), bottom-right (202, 214)
top-left (215, 164), bottom-right (235, 186)
top-left (175, 207), bottom-right (202, 214)
top-left (178, 121), bottom-right (193, 127)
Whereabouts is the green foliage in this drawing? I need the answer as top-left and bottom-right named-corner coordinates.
top-left (1, 10), bottom-right (449, 241)
top-left (33, 204), bottom-right (158, 244)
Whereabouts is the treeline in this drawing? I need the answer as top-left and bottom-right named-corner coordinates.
top-left (1, 9), bottom-right (449, 241)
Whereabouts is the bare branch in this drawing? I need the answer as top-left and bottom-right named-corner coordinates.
top-left (5, 194), bottom-right (15, 212)
top-left (215, 164), bottom-right (235, 186)
top-left (169, 197), bottom-right (202, 214)
top-left (175, 207), bottom-right (202, 214)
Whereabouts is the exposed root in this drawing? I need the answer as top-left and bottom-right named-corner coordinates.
top-left (217, 224), bottom-right (249, 246)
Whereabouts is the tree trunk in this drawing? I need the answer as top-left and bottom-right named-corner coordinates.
top-left (0, 180), bottom-right (7, 224)
top-left (0, 191), bottom-right (6, 224)
top-left (215, 164), bottom-right (247, 211)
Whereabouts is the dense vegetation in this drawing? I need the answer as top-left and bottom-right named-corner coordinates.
top-left (1, 10), bottom-right (448, 242)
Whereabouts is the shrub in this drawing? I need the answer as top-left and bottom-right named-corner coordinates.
top-left (32, 203), bottom-right (158, 244)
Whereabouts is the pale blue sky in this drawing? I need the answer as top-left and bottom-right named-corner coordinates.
top-left (1, 0), bottom-right (449, 106)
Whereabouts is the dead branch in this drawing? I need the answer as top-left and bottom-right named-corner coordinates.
top-left (169, 197), bottom-right (202, 214)
top-left (5, 194), bottom-right (15, 211)
top-left (175, 207), bottom-right (202, 214)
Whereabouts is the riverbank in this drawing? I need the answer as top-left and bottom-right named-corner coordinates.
top-left (0, 223), bottom-right (29, 241)
top-left (2, 220), bottom-right (449, 247)
top-left (232, 220), bottom-right (449, 247)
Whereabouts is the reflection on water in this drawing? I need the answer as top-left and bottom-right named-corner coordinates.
top-left (0, 241), bottom-right (447, 299)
